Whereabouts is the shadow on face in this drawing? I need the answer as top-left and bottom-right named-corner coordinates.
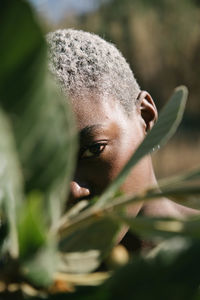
top-left (68, 91), bottom-right (158, 217)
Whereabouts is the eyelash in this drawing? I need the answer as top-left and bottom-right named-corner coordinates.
top-left (80, 142), bottom-right (107, 159)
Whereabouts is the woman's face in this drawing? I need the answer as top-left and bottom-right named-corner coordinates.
top-left (69, 92), bottom-right (156, 216)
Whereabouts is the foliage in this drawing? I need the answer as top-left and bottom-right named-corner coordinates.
top-left (0, 1), bottom-right (200, 299)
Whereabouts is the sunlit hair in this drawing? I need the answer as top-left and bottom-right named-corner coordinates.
top-left (47, 29), bottom-right (140, 114)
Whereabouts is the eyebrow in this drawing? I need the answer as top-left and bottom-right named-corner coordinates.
top-left (79, 124), bottom-right (104, 141)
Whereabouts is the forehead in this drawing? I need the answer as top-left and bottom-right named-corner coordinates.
top-left (70, 92), bottom-right (134, 131)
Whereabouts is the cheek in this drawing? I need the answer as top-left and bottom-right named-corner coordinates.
top-left (112, 126), bottom-right (149, 195)
top-left (77, 147), bottom-right (126, 195)
top-left (80, 158), bottom-right (117, 190)
top-left (121, 157), bottom-right (150, 194)
top-left (77, 124), bottom-right (145, 195)
top-left (90, 135), bottom-right (141, 183)
top-left (119, 157), bottom-right (151, 218)
top-left (107, 133), bottom-right (143, 180)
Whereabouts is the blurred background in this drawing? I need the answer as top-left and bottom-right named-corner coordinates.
top-left (29, 0), bottom-right (200, 179)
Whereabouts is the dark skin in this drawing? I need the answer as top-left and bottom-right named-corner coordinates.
top-left (69, 90), bottom-right (198, 218)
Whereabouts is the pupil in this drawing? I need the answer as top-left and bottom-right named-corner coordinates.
top-left (91, 144), bottom-right (101, 154)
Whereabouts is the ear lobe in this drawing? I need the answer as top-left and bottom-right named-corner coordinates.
top-left (137, 91), bottom-right (158, 133)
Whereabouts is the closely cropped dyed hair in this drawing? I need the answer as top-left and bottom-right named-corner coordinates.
top-left (47, 29), bottom-right (140, 114)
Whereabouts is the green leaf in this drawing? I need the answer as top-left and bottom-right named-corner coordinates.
top-left (58, 217), bottom-right (122, 273)
top-left (96, 86), bottom-right (187, 208)
top-left (147, 236), bottom-right (192, 260)
top-left (157, 184), bottom-right (200, 210)
top-left (21, 243), bottom-right (57, 288)
top-left (58, 174), bottom-right (200, 252)
top-left (111, 184), bottom-right (200, 213)
top-left (105, 181), bottom-right (200, 212)
top-left (39, 240), bottom-right (200, 300)
top-left (104, 238), bottom-right (200, 300)
top-left (0, 108), bottom-right (23, 258)
top-left (116, 214), bottom-right (200, 240)
top-left (17, 74), bottom-right (77, 226)
top-left (57, 200), bottom-right (89, 231)
top-left (54, 272), bottom-right (110, 287)
top-left (17, 192), bottom-right (47, 260)
top-left (41, 286), bottom-right (107, 300)
top-left (0, 0), bottom-right (77, 226)
top-left (158, 165), bottom-right (200, 188)
top-left (18, 193), bottom-right (57, 288)
top-left (0, 0), bottom-right (46, 113)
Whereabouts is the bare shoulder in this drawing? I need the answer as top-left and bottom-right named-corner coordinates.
top-left (140, 197), bottom-right (199, 218)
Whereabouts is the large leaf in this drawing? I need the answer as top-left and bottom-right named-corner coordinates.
top-left (17, 192), bottom-right (47, 260)
top-left (46, 239), bottom-right (200, 300)
top-left (103, 238), bottom-right (200, 300)
top-left (158, 165), bottom-right (200, 188)
top-left (156, 166), bottom-right (200, 210)
top-left (0, 108), bottom-right (23, 258)
top-left (103, 181), bottom-right (200, 211)
top-left (21, 243), bottom-right (57, 288)
top-left (96, 86), bottom-right (187, 208)
top-left (58, 217), bottom-right (121, 273)
top-left (116, 214), bottom-right (200, 240)
top-left (156, 184), bottom-right (200, 210)
top-left (0, 0), bottom-right (46, 113)
top-left (0, 0), bottom-right (77, 226)
top-left (58, 175), bottom-right (200, 245)
top-left (17, 74), bottom-right (77, 226)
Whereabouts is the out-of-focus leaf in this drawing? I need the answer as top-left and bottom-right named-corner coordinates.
top-left (138, 183), bottom-right (200, 211)
top-left (169, 194), bottom-right (200, 210)
top-left (156, 167), bottom-right (200, 210)
top-left (116, 214), bottom-right (200, 239)
top-left (157, 184), bottom-right (200, 210)
top-left (158, 166), bottom-right (200, 188)
top-left (111, 183), bottom-right (200, 211)
top-left (96, 86), bottom-right (187, 208)
top-left (58, 178), bottom-right (200, 252)
top-left (58, 250), bottom-right (101, 274)
top-left (56, 200), bottom-right (89, 233)
top-left (54, 271), bottom-right (110, 286)
top-left (99, 181), bottom-right (200, 213)
top-left (58, 217), bottom-right (121, 273)
top-left (36, 286), bottom-right (108, 300)
top-left (0, 0), bottom-right (46, 113)
top-left (147, 236), bottom-right (192, 260)
top-left (0, 0), bottom-right (77, 226)
top-left (17, 192), bottom-right (47, 260)
top-left (17, 74), bottom-right (77, 226)
top-left (25, 241), bottom-right (200, 299)
top-left (49, 239), bottom-right (200, 300)
top-left (104, 239), bottom-right (200, 300)
top-left (0, 108), bottom-right (23, 258)
top-left (21, 272), bottom-right (110, 299)
top-left (21, 243), bottom-right (57, 288)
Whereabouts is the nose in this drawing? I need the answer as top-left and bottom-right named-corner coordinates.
top-left (69, 181), bottom-right (90, 205)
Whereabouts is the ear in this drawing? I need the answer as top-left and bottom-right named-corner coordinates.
top-left (136, 91), bottom-right (158, 133)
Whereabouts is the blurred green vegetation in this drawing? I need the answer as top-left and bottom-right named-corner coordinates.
top-left (1, 1), bottom-right (200, 299)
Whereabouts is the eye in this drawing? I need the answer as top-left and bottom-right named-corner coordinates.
top-left (81, 142), bottom-right (107, 159)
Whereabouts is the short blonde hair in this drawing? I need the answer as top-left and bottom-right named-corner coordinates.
top-left (47, 29), bottom-right (140, 114)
